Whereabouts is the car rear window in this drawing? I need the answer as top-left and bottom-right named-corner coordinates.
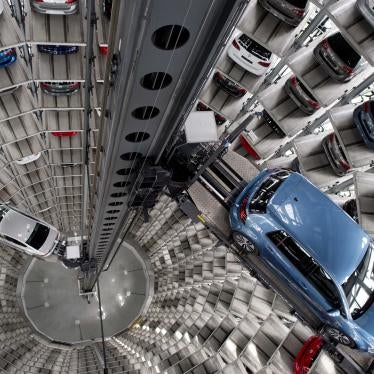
top-left (238, 34), bottom-right (272, 60)
top-left (287, 0), bottom-right (308, 7)
top-left (26, 223), bottom-right (50, 250)
top-left (327, 33), bottom-right (361, 68)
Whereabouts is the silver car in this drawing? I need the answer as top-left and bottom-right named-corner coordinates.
top-left (0, 205), bottom-right (60, 257)
top-left (357, 0), bottom-right (374, 29)
top-left (31, 0), bottom-right (79, 15)
top-left (322, 133), bottom-right (351, 176)
top-left (258, 0), bottom-right (309, 27)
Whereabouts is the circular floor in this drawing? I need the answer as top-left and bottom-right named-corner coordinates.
top-left (20, 241), bottom-right (151, 344)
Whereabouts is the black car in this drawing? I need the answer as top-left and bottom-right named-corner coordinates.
top-left (353, 100), bottom-right (374, 149)
top-left (258, 0), bottom-right (309, 27)
top-left (196, 101), bottom-right (226, 126)
top-left (102, 0), bottom-right (113, 20)
top-left (37, 45), bottom-right (79, 55)
top-left (313, 33), bottom-right (366, 83)
top-left (263, 110), bottom-right (286, 137)
top-left (213, 72), bottom-right (247, 98)
top-left (343, 199), bottom-right (358, 223)
top-left (285, 75), bottom-right (321, 115)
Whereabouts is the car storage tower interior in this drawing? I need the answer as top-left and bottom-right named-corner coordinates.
top-left (0, 0), bottom-right (373, 373)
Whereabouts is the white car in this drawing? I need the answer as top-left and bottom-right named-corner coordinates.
top-left (228, 33), bottom-right (273, 76)
top-left (0, 205), bottom-right (60, 257)
top-left (15, 153), bottom-right (41, 165)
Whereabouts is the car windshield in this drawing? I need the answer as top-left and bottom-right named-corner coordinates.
top-left (26, 223), bottom-right (50, 250)
top-left (327, 33), bottom-right (361, 68)
top-left (268, 230), bottom-right (341, 308)
top-left (343, 242), bottom-right (374, 319)
top-left (287, 0), bottom-right (308, 7)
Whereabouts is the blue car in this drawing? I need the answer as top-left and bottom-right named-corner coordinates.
top-left (353, 100), bottom-right (374, 149)
top-left (230, 169), bottom-right (374, 352)
top-left (0, 48), bottom-right (17, 68)
top-left (37, 45), bottom-right (79, 55)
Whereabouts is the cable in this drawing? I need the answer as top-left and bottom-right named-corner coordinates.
top-left (96, 277), bottom-right (108, 374)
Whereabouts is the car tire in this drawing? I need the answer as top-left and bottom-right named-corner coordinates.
top-left (324, 326), bottom-right (356, 348)
top-left (232, 232), bottom-right (257, 255)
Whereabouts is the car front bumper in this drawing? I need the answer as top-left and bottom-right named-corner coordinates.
top-left (31, 2), bottom-right (78, 15)
top-left (284, 79), bottom-right (317, 115)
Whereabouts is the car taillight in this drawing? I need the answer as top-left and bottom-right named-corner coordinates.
top-left (239, 196), bottom-right (248, 222)
top-left (99, 44), bottom-right (109, 55)
top-left (290, 75), bottom-right (298, 86)
top-left (65, 0), bottom-right (76, 3)
top-left (363, 101), bottom-right (370, 113)
top-left (215, 114), bottom-right (226, 123)
top-left (40, 82), bottom-right (48, 88)
top-left (258, 61), bottom-right (270, 67)
top-left (238, 88), bottom-right (247, 96)
top-left (321, 39), bottom-right (329, 50)
top-left (5, 48), bottom-right (15, 56)
top-left (232, 39), bottom-right (240, 51)
top-left (292, 8), bottom-right (305, 17)
top-left (307, 99), bottom-right (320, 109)
top-left (341, 65), bottom-right (353, 75)
top-left (214, 72), bottom-right (223, 81)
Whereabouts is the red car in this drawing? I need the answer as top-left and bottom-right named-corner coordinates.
top-left (294, 335), bottom-right (324, 374)
top-left (51, 131), bottom-right (77, 137)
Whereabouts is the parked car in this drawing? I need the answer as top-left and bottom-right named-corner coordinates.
top-left (51, 131), bottom-right (77, 137)
top-left (357, 0), bottom-right (374, 29)
top-left (0, 204), bottom-right (60, 257)
top-left (213, 71), bottom-right (247, 98)
top-left (313, 32), bottom-right (367, 83)
top-left (353, 100), bottom-right (374, 149)
top-left (102, 0), bottom-right (113, 19)
top-left (343, 199), bottom-right (358, 223)
top-left (31, 0), bottom-right (79, 15)
top-left (263, 110), bottom-right (286, 137)
top-left (15, 153), bottom-right (41, 165)
top-left (258, 0), bottom-right (309, 27)
top-left (40, 81), bottom-right (81, 96)
top-left (285, 75), bottom-right (321, 115)
top-left (230, 168), bottom-right (374, 352)
top-left (228, 33), bottom-right (273, 76)
top-left (322, 133), bottom-right (351, 176)
top-left (37, 45), bottom-right (79, 55)
top-left (196, 101), bottom-right (226, 126)
top-left (0, 85), bottom-right (19, 96)
top-left (293, 335), bottom-right (324, 374)
top-left (0, 48), bottom-right (17, 68)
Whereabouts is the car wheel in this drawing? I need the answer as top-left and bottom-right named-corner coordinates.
top-left (324, 326), bottom-right (356, 348)
top-left (232, 232), bottom-right (257, 254)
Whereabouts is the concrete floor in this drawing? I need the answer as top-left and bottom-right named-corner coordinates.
top-left (21, 241), bottom-right (150, 344)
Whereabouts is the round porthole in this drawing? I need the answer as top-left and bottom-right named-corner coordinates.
top-left (140, 72), bottom-right (172, 90)
top-left (125, 132), bottom-right (150, 143)
top-left (113, 181), bottom-right (130, 188)
top-left (116, 168), bottom-right (133, 176)
top-left (120, 152), bottom-right (142, 161)
top-left (152, 25), bottom-right (189, 50)
top-left (109, 201), bottom-right (123, 206)
top-left (132, 106), bottom-right (159, 120)
top-left (111, 192), bottom-right (127, 198)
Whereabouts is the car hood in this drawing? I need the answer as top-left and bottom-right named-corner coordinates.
top-left (267, 173), bottom-right (370, 284)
